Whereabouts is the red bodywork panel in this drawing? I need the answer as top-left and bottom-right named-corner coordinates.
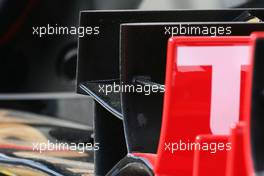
top-left (156, 36), bottom-right (252, 175)
top-left (133, 34), bottom-right (264, 176)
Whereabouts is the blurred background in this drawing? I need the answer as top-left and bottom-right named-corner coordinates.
top-left (0, 0), bottom-right (262, 128)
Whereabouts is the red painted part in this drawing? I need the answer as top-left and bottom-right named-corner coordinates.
top-left (155, 36), bottom-right (252, 176)
top-left (226, 122), bottom-right (249, 176)
top-left (130, 34), bottom-right (264, 175)
top-left (193, 135), bottom-right (229, 176)
top-left (0, 144), bottom-right (33, 151)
